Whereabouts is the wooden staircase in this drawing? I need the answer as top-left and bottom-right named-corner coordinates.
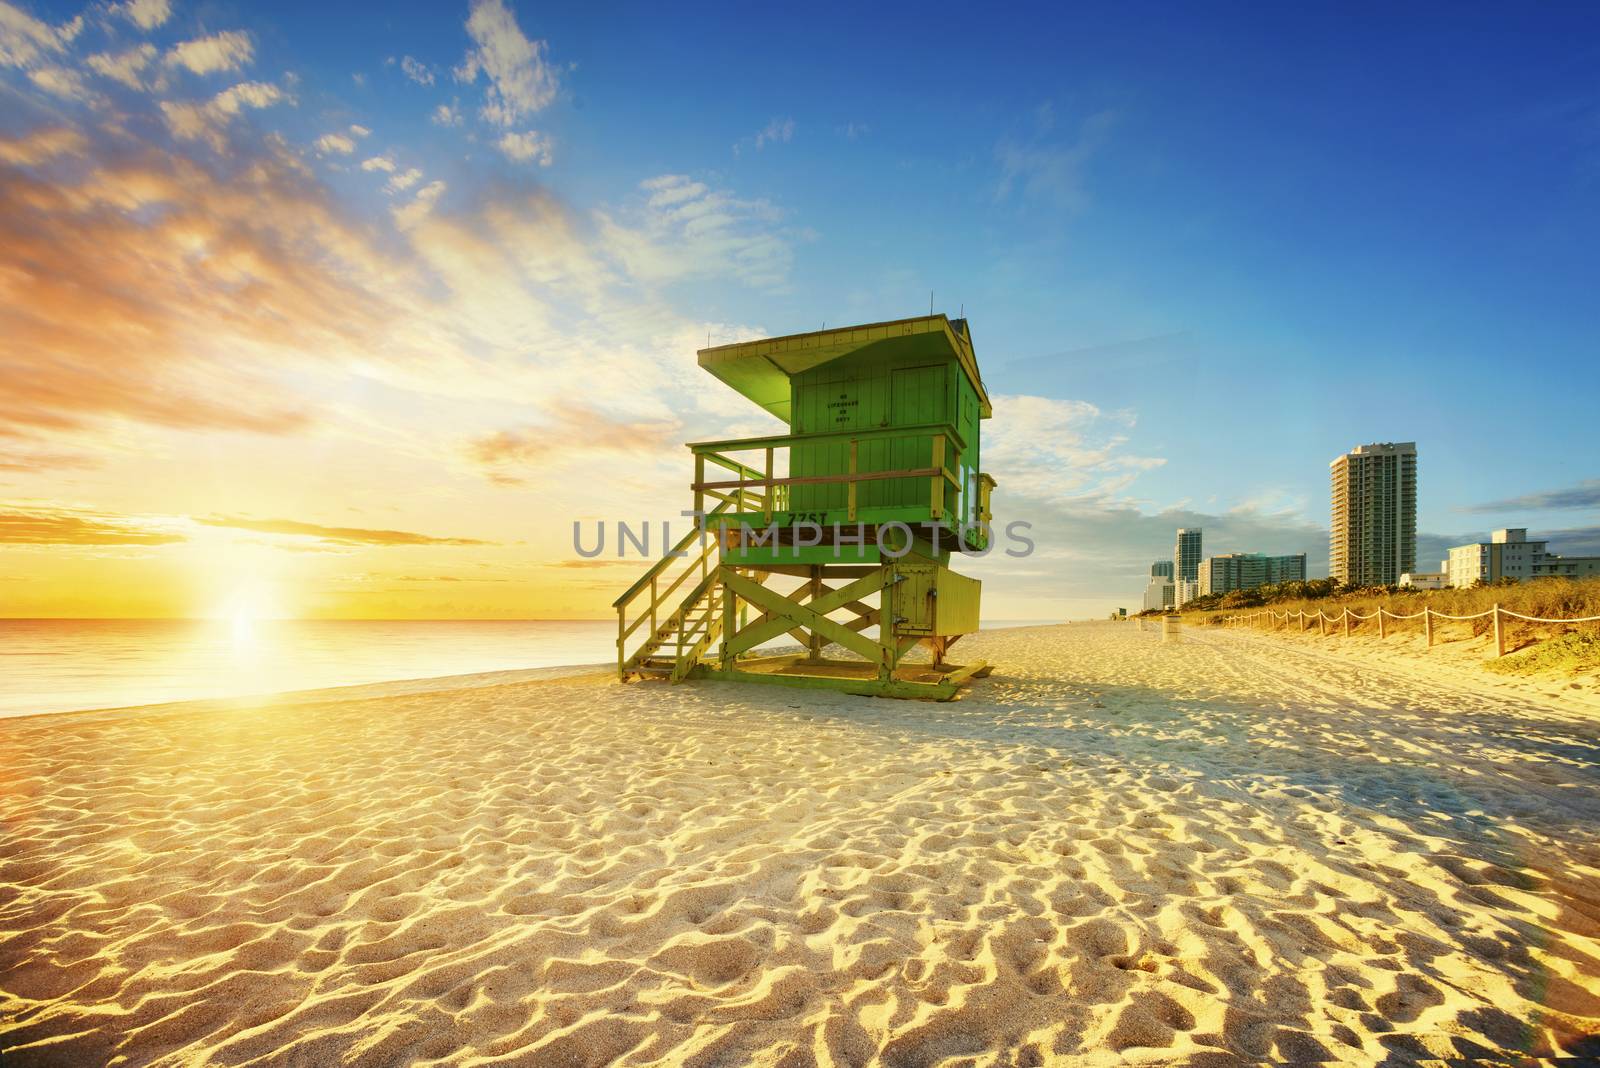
top-left (614, 493), bottom-right (751, 683)
top-left (625, 570), bottom-right (722, 682)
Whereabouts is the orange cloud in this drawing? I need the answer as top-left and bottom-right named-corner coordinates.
top-left (0, 507), bottom-right (183, 545)
top-left (196, 515), bottom-right (493, 546)
top-left (467, 407), bottom-right (680, 484)
top-left (0, 138), bottom-right (406, 450)
top-left (0, 126), bottom-right (87, 165)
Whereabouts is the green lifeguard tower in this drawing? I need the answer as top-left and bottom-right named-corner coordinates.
top-left (613, 314), bottom-right (997, 699)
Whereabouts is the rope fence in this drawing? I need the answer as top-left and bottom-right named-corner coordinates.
top-left (1216, 602), bottom-right (1600, 657)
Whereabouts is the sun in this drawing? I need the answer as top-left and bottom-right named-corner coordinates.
top-left (212, 584), bottom-right (285, 644)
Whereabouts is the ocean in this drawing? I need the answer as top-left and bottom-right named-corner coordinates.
top-left (0, 618), bottom-right (1051, 718)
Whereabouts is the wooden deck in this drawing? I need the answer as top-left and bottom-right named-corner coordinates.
top-left (691, 653), bottom-right (990, 701)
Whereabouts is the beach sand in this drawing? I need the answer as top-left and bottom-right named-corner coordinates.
top-left (3, 621), bottom-right (1598, 1065)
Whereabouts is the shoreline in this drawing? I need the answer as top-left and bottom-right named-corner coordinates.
top-left (0, 662), bottom-right (617, 726)
top-left (0, 620), bottom-right (1068, 723)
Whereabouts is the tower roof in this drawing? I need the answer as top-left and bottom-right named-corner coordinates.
top-left (697, 314), bottom-right (991, 425)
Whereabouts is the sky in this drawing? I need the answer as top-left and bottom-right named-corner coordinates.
top-left (1, 0), bottom-right (1597, 620)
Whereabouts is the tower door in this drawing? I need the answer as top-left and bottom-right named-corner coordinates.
top-left (888, 365), bottom-right (947, 511)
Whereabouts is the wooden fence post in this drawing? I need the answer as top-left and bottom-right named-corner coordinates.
top-left (1493, 603), bottom-right (1505, 657)
top-left (1424, 607), bottom-right (1433, 648)
top-left (1319, 611), bottom-right (1326, 636)
top-left (1343, 609), bottom-right (1350, 637)
top-left (1378, 608), bottom-right (1386, 639)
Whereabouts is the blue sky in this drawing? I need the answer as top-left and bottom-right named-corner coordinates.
top-left (2, 0), bottom-right (1597, 617)
top-left (349, 2), bottom-right (1600, 537)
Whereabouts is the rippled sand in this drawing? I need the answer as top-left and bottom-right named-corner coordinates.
top-left (3, 622), bottom-right (1598, 1065)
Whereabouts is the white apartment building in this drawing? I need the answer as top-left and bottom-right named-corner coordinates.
top-left (1142, 577), bottom-right (1175, 612)
top-left (1142, 559), bottom-right (1175, 612)
top-left (1445, 528), bottom-right (1600, 587)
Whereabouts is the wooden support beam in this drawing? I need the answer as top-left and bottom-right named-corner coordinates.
top-left (939, 660), bottom-right (989, 688)
top-left (848, 439), bottom-right (858, 521)
top-left (722, 569), bottom-right (887, 661)
top-left (741, 577), bottom-right (814, 649)
top-left (754, 565), bottom-right (881, 579)
top-left (844, 609), bottom-right (882, 633)
top-left (720, 576), bottom-right (736, 670)
top-left (806, 566), bottom-right (824, 663)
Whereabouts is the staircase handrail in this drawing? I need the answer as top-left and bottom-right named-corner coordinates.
top-left (611, 498), bottom-right (731, 611)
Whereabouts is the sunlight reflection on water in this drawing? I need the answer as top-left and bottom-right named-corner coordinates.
top-left (0, 619), bottom-right (619, 718)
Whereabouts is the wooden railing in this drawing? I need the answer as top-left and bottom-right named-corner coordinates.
top-left (1221, 603), bottom-right (1600, 657)
top-left (687, 422), bottom-right (966, 524)
top-left (611, 498), bottom-right (732, 678)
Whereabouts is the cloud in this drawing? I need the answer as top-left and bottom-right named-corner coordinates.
top-left (753, 117), bottom-right (794, 149)
top-left (1465, 479), bottom-right (1600, 513)
top-left (392, 179), bottom-right (445, 230)
top-left (597, 174), bottom-right (794, 289)
top-left (348, 124), bottom-right (370, 138)
top-left (431, 102), bottom-right (462, 127)
top-left (314, 131), bottom-right (356, 155)
top-left (196, 515), bottom-right (493, 546)
top-left (0, 125), bottom-right (87, 165)
top-left (28, 65), bottom-right (94, 102)
top-left (386, 166), bottom-right (423, 192)
top-left (455, 0), bottom-right (559, 126)
top-left (160, 81), bottom-right (287, 151)
top-left (995, 106), bottom-right (1117, 212)
top-left (984, 395), bottom-right (1165, 502)
top-left (1540, 526), bottom-right (1600, 556)
top-left (0, 3), bottom-right (77, 69)
top-left (0, 136), bottom-right (404, 447)
top-left (400, 55), bottom-right (434, 85)
top-left (734, 118), bottom-right (796, 156)
top-left (110, 0), bottom-right (172, 30)
top-left (0, 60), bottom-right (789, 500)
top-left (497, 129), bottom-right (550, 165)
top-left (86, 42), bottom-right (157, 88)
top-left (165, 30), bottom-right (255, 76)
top-left (467, 408), bottom-right (680, 485)
top-left (0, 506), bottom-right (183, 545)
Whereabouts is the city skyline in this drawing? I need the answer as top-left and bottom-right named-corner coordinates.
top-left (2, 1), bottom-right (1598, 620)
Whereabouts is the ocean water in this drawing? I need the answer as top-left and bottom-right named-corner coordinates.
top-left (0, 618), bottom-right (1054, 719)
top-left (0, 619), bottom-right (619, 719)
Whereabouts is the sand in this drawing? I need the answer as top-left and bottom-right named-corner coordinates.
top-left (2, 621), bottom-right (1598, 1065)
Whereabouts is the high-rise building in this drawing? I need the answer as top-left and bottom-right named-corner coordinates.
top-left (1329, 442), bottom-right (1416, 587)
top-left (1197, 552), bottom-right (1308, 596)
top-left (1173, 529), bottom-right (1202, 606)
top-left (1142, 560), bottom-right (1175, 611)
top-left (1444, 528), bottom-right (1600, 588)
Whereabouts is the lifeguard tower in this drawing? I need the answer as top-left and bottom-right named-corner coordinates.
top-left (613, 314), bottom-right (997, 700)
